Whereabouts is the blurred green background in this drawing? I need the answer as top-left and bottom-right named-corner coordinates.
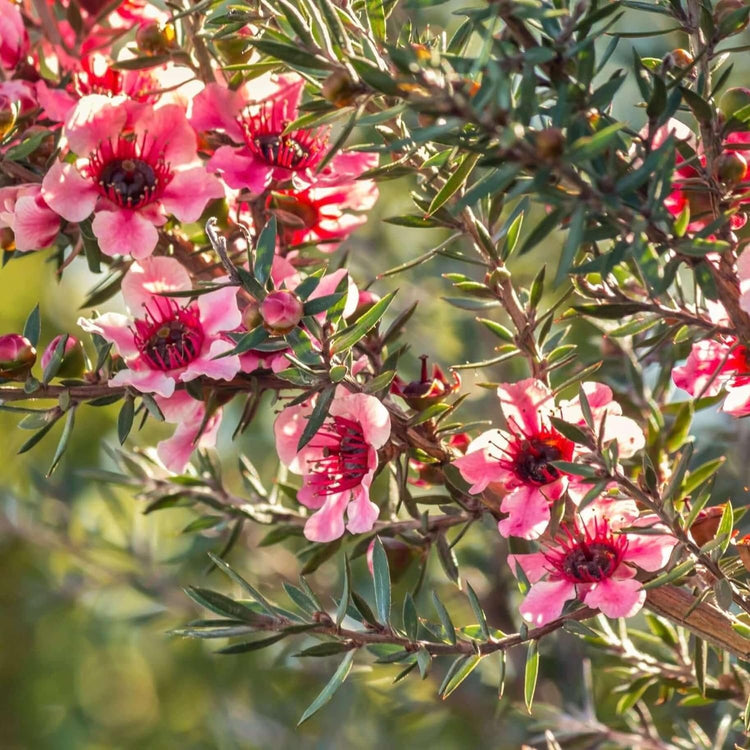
top-left (3, 3), bottom-right (750, 748)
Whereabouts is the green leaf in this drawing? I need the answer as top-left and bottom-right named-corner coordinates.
top-left (403, 592), bottom-right (418, 641)
top-left (524, 640), bottom-right (539, 713)
top-left (251, 39), bottom-right (332, 70)
top-left (335, 556), bottom-right (351, 627)
top-left (303, 292), bottom-right (346, 316)
top-left (642, 558), bottom-right (696, 589)
top-left (254, 217), bottom-right (277, 285)
top-left (47, 407), bottom-right (75, 476)
top-left (297, 385), bottom-right (335, 452)
top-left (23, 305), bottom-right (40, 348)
top-left (207, 552), bottom-right (278, 617)
top-left (568, 121), bottom-right (626, 160)
top-left (432, 591), bottom-right (456, 644)
top-left (555, 205), bottom-right (584, 286)
top-left (372, 537), bottom-right (392, 626)
top-left (225, 326), bottom-right (269, 356)
top-left (297, 650), bottom-right (355, 725)
top-left (466, 583), bottom-right (489, 640)
top-left (295, 642), bottom-right (353, 657)
top-left (218, 632), bottom-right (290, 654)
top-left (436, 531), bottom-right (460, 586)
top-left (477, 318), bottom-right (515, 342)
top-left (41, 333), bottom-right (69, 384)
top-left (17, 415), bottom-right (60, 454)
top-left (184, 587), bottom-right (270, 625)
top-left (694, 637), bottom-right (706, 696)
top-left (182, 516), bottom-right (222, 533)
top-left (440, 653), bottom-right (482, 699)
top-left (79, 218), bottom-right (102, 273)
top-left (330, 291), bottom-right (395, 354)
top-left (715, 501), bottom-right (734, 555)
top-left (117, 396), bottom-right (134, 445)
top-left (428, 153), bottom-right (480, 216)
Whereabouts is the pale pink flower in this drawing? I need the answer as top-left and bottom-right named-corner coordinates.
top-left (0, 184), bottom-right (60, 252)
top-left (155, 391), bottom-right (222, 474)
top-left (41, 96), bottom-right (223, 259)
top-left (193, 75), bottom-right (378, 194)
top-left (0, 0), bottom-right (28, 72)
top-left (453, 379), bottom-right (644, 540)
top-left (508, 501), bottom-right (677, 626)
top-left (78, 256), bottom-right (241, 397)
top-left (273, 388), bottom-right (391, 542)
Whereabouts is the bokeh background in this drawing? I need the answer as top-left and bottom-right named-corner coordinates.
top-left (3, 3), bottom-right (750, 748)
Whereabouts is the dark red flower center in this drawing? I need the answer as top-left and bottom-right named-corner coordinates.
top-left (307, 416), bottom-right (369, 495)
top-left (513, 434), bottom-right (571, 485)
top-left (544, 521), bottom-right (628, 584)
top-left (87, 134), bottom-right (173, 209)
top-left (239, 100), bottom-right (326, 173)
top-left (132, 298), bottom-right (204, 371)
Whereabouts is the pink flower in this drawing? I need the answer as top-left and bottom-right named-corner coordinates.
top-left (453, 379), bottom-right (644, 540)
top-left (508, 501), bottom-right (677, 626)
top-left (41, 96), bottom-right (223, 259)
top-left (78, 256), bottom-right (242, 397)
top-left (0, 0), bottom-right (28, 72)
top-left (155, 391), bottom-right (222, 473)
top-left (0, 184), bottom-right (60, 252)
top-left (194, 75), bottom-right (378, 195)
top-left (40, 334), bottom-right (84, 377)
top-left (273, 388), bottom-right (391, 542)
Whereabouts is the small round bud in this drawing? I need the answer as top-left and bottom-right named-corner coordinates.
top-left (41, 335), bottom-right (85, 378)
top-left (322, 70), bottom-right (363, 108)
top-left (718, 87), bottom-right (750, 121)
top-left (241, 300), bottom-right (262, 331)
top-left (136, 22), bottom-right (177, 55)
top-left (714, 0), bottom-right (749, 34)
top-left (533, 127), bottom-right (565, 161)
top-left (0, 333), bottom-right (36, 379)
top-left (667, 48), bottom-right (694, 68)
top-left (0, 102), bottom-right (16, 139)
top-left (714, 151), bottom-right (747, 185)
top-left (259, 290), bottom-right (304, 334)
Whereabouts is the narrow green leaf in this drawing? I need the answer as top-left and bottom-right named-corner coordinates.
top-left (432, 591), bottom-right (457, 644)
top-left (47, 407), bottom-right (75, 476)
top-left (335, 556), bottom-right (351, 627)
top-left (42, 333), bottom-right (69, 385)
top-left (428, 153), bottom-right (481, 216)
top-left (117, 396), bottom-right (135, 445)
top-left (254, 217), bottom-right (277, 285)
top-left (441, 653), bottom-right (482, 699)
top-left (296, 642), bottom-right (353, 657)
top-left (297, 651), bottom-right (355, 725)
top-left (524, 640), bottom-right (539, 713)
top-left (555, 205), bottom-right (584, 286)
top-left (297, 386), bottom-right (335, 452)
top-left (372, 537), bottom-right (392, 626)
top-left (207, 552), bottom-right (277, 617)
top-left (466, 583), bottom-right (489, 640)
top-left (218, 632), bottom-right (290, 654)
top-left (403, 592), bottom-right (418, 641)
top-left (23, 305), bottom-right (40, 347)
top-left (330, 291), bottom-right (395, 354)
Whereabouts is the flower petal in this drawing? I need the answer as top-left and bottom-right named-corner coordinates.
top-left (498, 484), bottom-right (551, 540)
top-left (303, 492), bottom-right (350, 542)
top-left (92, 209), bottom-right (159, 259)
top-left (346, 485), bottom-right (380, 534)
top-left (121, 256), bottom-right (192, 312)
top-left (519, 579), bottom-right (576, 627)
top-left (77, 312), bottom-right (139, 358)
top-left (161, 167), bottom-right (224, 223)
top-left (41, 161), bottom-right (98, 223)
top-left (452, 429), bottom-right (513, 494)
top-left (109, 367), bottom-right (176, 398)
top-left (198, 286), bottom-right (242, 335)
top-left (329, 391), bottom-right (391, 449)
top-left (497, 378), bottom-right (552, 436)
top-left (583, 576), bottom-right (645, 619)
top-left (208, 146), bottom-right (270, 193)
top-left (507, 551), bottom-right (550, 584)
top-left (179, 339), bottom-right (241, 382)
top-left (12, 192), bottom-right (59, 251)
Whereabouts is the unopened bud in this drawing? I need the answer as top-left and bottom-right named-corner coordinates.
top-left (533, 127), bottom-right (565, 161)
top-left (689, 504), bottom-right (726, 547)
top-left (322, 70), bottom-right (363, 108)
top-left (136, 22), bottom-right (177, 55)
top-left (241, 300), bottom-right (262, 330)
top-left (259, 290), bottom-right (304, 334)
top-left (718, 87), bottom-right (750, 121)
top-left (0, 103), bottom-right (16, 139)
top-left (736, 535), bottom-right (750, 571)
top-left (0, 333), bottom-right (36, 379)
top-left (663, 48), bottom-right (695, 74)
top-left (41, 335), bottom-right (85, 378)
top-left (715, 151), bottom-right (747, 185)
top-left (715, 0), bottom-right (749, 34)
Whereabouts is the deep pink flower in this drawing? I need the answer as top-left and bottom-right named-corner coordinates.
top-left (453, 379), bottom-right (644, 539)
top-left (274, 388), bottom-right (391, 542)
top-left (0, 184), bottom-right (60, 252)
top-left (0, 0), bottom-right (28, 72)
top-left (78, 256), bottom-right (241, 397)
top-left (155, 391), bottom-right (222, 474)
top-left (508, 501), bottom-right (677, 626)
top-left (193, 76), bottom-right (379, 195)
top-left (41, 96), bottom-right (223, 259)
top-left (260, 290), bottom-right (304, 334)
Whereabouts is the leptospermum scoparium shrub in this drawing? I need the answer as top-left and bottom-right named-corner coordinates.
top-left (5, 0), bottom-right (750, 744)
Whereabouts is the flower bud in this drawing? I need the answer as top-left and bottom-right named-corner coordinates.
top-left (665, 48), bottom-right (694, 68)
top-left (0, 101), bottom-right (16, 139)
top-left (533, 127), bottom-right (565, 161)
top-left (689, 504), bottom-right (726, 547)
top-left (391, 355), bottom-right (461, 411)
top-left (366, 537), bottom-right (421, 583)
top-left (736, 534), bottom-right (750, 572)
top-left (241, 300), bottom-right (262, 330)
top-left (718, 87), bottom-right (750, 121)
top-left (322, 70), bottom-right (363, 108)
top-left (259, 290), bottom-right (304, 334)
top-left (0, 333), bottom-right (36, 379)
top-left (714, 0), bottom-right (749, 34)
top-left (41, 335), bottom-right (85, 378)
top-left (714, 151), bottom-right (747, 185)
top-left (136, 22), bottom-right (177, 55)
